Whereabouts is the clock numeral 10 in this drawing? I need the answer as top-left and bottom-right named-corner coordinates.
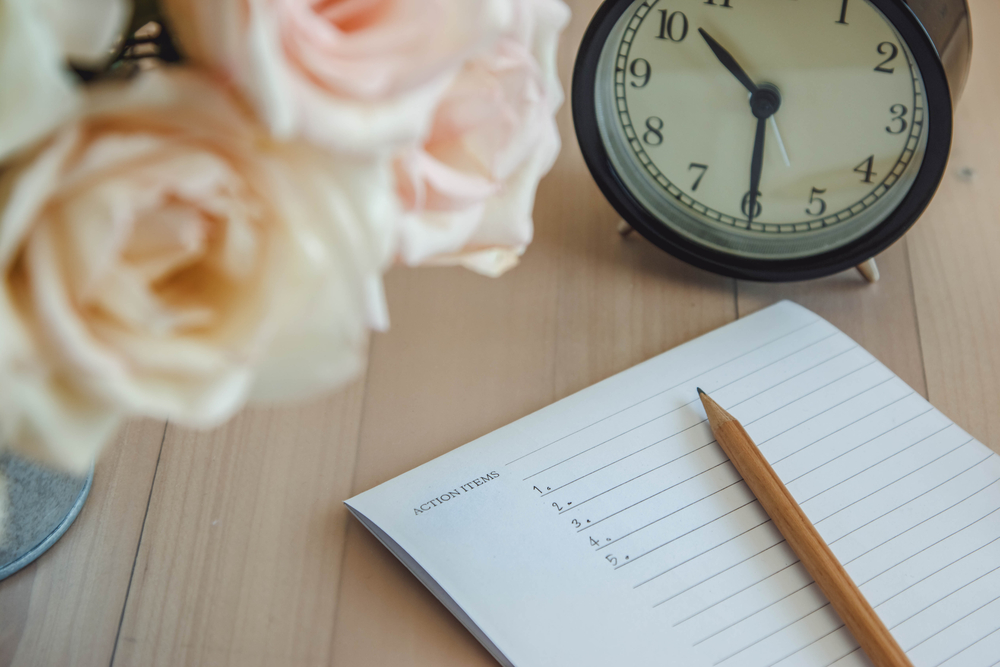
top-left (854, 156), bottom-right (878, 184)
top-left (656, 10), bottom-right (689, 42)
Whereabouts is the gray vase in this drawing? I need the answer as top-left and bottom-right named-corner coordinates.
top-left (0, 452), bottom-right (93, 580)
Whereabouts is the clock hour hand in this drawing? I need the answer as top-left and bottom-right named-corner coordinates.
top-left (698, 28), bottom-right (758, 95)
top-left (748, 116), bottom-right (766, 225)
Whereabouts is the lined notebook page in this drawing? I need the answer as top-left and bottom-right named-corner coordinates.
top-left (347, 302), bottom-right (1000, 667)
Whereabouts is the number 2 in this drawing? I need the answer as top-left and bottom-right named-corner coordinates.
top-left (875, 42), bottom-right (898, 74)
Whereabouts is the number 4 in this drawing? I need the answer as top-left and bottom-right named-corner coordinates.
top-left (854, 156), bottom-right (878, 184)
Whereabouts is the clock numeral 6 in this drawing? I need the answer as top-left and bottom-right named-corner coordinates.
top-left (806, 187), bottom-right (828, 217)
top-left (887, 104), bottom-right (909, 134)
top-left (875, 42), bottom-right (899, 74)
top-left (630, 59), bottom-right (651, 88)
top-left (656, 10), bottom-right (688, 42)
top-left (643, 117), bottom-right (665, 146)
top-left (741, 191), bottom-right (763, 219)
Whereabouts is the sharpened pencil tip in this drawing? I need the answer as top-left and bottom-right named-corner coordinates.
top-left (697, 387), bottom-right (706, 397)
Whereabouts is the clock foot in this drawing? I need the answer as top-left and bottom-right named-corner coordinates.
top-left (617, 219), bottom-right (634, 237)
top-left (856, 258), bottom-right (880, 284)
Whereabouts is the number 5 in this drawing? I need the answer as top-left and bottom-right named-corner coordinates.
top-left (806, 187), bottom-right (827, 217)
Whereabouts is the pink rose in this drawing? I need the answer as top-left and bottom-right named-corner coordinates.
top-left (394, 0), bottom-right (570, 277)
top-left (0, 70), bottom-right (395, 470)
top-left (162, 0), bottom-right (512, 154)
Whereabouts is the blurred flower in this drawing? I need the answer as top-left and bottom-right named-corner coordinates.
top-left (394, 0), bottom-right (569, 277)
top-left (161, 0), bottom-right (512, 155)
top-left (0, 69), bottom-right (395, 471)
top-left (0, 0), bottom-right (127, 161)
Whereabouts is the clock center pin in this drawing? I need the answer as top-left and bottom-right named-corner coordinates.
top-left (750, 84), bottom-right (782, 119)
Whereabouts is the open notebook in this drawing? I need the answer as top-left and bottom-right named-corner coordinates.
top-left (346, 301), bottom-right (1000, 667)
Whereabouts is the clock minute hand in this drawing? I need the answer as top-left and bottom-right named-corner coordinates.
top-left (698, 28), bottom-right (758, 95)
top-left (748, 116), bottom-right (766, 226)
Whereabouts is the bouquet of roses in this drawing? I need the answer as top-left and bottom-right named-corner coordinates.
top-left (0, 0), bottom-right (570, 493)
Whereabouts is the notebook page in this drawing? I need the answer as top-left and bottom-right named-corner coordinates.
top-left (346, 301), bottom-right (1000, 667)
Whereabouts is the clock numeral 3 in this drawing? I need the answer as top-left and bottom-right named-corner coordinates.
top-left (875, 42), bottom-right (899, 74)
top-left (688, 163), bottom-right (709, 191)
top-left (742, 191), bottom-right (763, 219)
top-left (854, 156), bottom-right (878, 184)
top-left (630, 59), bottom-right (651, 88)
top-left (656, 10), bottom-right (689, 42)
top-left (806, 188), bottom-right (828, 217)
top-left (887, 104), bottom-right (909, 134)
top-left (643, 117), bottom-right (664, 146)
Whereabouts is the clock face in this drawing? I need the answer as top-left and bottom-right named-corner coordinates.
top-left (575, 0), bottom-right (953, 279)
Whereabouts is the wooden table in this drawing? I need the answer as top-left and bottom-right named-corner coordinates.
top-left (2, 1), bottom-right (999, 665)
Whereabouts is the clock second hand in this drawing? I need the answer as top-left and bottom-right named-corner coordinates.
top-left (749, 92), bottom-right (791, 168)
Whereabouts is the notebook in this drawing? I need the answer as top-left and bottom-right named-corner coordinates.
top-left (345, 301), bottom-right (1000, 667)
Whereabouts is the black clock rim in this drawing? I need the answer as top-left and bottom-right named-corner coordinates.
top-left (572, 0), bottom-right (954, 282)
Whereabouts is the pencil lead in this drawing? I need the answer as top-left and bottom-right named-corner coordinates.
top-left (697, 387), bottom-right (706, 397)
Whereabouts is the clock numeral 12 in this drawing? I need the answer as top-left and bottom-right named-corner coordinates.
top-left (854, 156), bottom-right (878, 184)
top-left (656, 10), bottom-right (689, 42)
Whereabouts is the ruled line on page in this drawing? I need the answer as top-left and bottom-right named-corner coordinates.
top-left (504, 319), bottom-right (825, 467)
top-left (507, 311), bottom-right (1000, 667)
top-left (524, 333), bottom-right (847, 482)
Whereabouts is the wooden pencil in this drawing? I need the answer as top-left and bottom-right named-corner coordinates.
top-left (697, 388), bottom-right (913, 667)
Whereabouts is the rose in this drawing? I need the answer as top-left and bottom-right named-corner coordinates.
top-left (161, 0), bottom-right (513, 155)
top-left (0, 0), bottom-right (127, 162)
top-left (393, 0), bottom-right (570, 277)
top-left (0, 69), bottom-right (395, 471)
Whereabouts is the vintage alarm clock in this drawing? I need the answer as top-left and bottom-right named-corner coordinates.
top-left (573, 0), bottom-right (971, 282)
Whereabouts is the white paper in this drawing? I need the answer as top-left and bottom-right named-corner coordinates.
top-left (347, 301), bottom-right (1000, 667)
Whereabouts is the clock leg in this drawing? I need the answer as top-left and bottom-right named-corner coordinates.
top-left (617, 219), bottom-right (634, 238)
top-left (856, 258), bottom-right (880, 284)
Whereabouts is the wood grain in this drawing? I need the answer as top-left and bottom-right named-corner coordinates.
top-left (908, 0), bottom-right (1000, 452)
top-left (0, 418), bottom-right (165, 667)
top-left (112, 382), bottom-right (367, 667)
top-left (4, 1), bottom-right (1000, 666)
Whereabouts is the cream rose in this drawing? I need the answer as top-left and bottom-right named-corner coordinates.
top-left (161, 0), bottom-right (513, 155)
top-left (0, 69), bottom-right (395, 471)
top-left (0, 0), bottom-right (127, 162)
top-left (393, 0), bottom-right (570, 277)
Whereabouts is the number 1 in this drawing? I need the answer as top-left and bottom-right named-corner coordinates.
top-left (836, 0), bottom-right (849, 24)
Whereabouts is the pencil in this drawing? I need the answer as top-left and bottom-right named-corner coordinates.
top-left (697, 388), bottom-right (913, 667)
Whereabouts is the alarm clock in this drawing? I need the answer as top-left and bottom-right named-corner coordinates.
top-left (572, 0), bottom-right (971, 282)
